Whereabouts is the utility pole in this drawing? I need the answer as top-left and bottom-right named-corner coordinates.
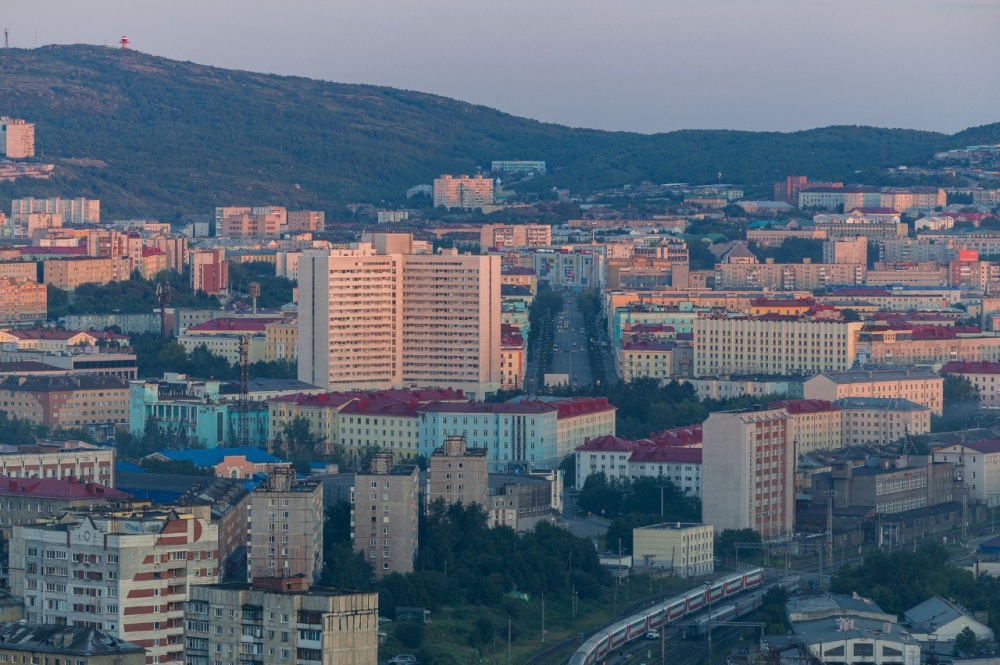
top-left (541, 593), bottom-right (545, 644)
top-left (826, 489), bottom-right (836, 576)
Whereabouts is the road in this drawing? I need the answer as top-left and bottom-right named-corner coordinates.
top-left (551, 291), bottom-right (592, 388)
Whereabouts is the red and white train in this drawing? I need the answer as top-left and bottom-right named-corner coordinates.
top-left (568, 568), bottom-right (765, 665)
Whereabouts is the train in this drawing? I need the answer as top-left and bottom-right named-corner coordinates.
top-left (568, 568), bottom-right (765, 665)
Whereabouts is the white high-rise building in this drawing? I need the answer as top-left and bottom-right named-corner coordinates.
top-left (299, 234), bottom-right (501, 399)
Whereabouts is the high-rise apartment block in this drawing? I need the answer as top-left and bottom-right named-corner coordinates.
top-left (298, 234), bottom-right (501, 399)
top-left (246, 469), bottom-right (324, 583)
top-left (351, 453), bottom-right (419, 579)
top-left (426, 435), bottom-right (489, 508)
top-left (701, 408), bottom-right (794, 539)
top-left (0, 118), bottom-right (35, 158)
top-left (433, 174), bottom-right (494, 209)
top-left (9, 511), bottom-right (219, 665)
top-left (480, 224), bottom-right (552, 250)
top-left (186, 578), bottom-right (378, 665)
top-left (12, 198), bottom-right (99, 225)
top-left (189, 248), bottom-right (228, 295)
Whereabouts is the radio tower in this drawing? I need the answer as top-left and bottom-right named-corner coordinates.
top-left (156, 283), bottom-right (171, 339)
top-left (249, 282), bottom-right (261, 317)
top-left (238, 335), bottom-right (251, 448)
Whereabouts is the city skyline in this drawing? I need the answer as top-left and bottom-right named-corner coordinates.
top-left (2, 0), bottom-right (999, 134)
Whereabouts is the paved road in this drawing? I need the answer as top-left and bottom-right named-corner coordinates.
top-left (551, 291), bottom-right (592, 388)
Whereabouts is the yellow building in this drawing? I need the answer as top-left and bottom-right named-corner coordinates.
top-left (632, 522), bottom-right (713, 578)
top-left (804, 368), bottom-right (943, 416)
top-left (265, 319), bottom-right (299, 361)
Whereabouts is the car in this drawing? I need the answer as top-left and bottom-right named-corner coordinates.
top-left (645, 630), bottom-right (660, 640)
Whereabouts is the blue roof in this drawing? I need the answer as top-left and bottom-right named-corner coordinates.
top-left (153, 447), bottom-right (284, 467)
top-left (116, 461), bottom-right (146, 474)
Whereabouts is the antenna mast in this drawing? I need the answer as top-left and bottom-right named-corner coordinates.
top-left (238, 335), bottom-right (251, 448)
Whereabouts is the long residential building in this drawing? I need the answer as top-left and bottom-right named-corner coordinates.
top-left (298, 234), bottom-right (502, 399)
top-left (693, 317), bottom-right (863, 378)
top-left (9, 510), bottom-right (219, 665)
top-left (803, 368), bottom-right (943, 416)
top-left (12, 197), bottom-right (99, 224)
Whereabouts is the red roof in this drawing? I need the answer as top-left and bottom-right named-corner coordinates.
top-left (576, 434), bottom-right (702, 464)
top-left (941, 361), bottom-right (1000, 375)
top-left (769, 398), bottom-right (840, 414)
top-left (185, 317), bottom-right (281, 333)
top-left (0, 476), bottom-right (128, 500)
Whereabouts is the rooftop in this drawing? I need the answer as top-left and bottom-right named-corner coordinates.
top-left (0, 622), bottom-right (144, 656)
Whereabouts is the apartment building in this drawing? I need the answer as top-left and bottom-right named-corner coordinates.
top-left (150, 235), bottom-right (188, 273)
top-left (941, 361), bottom-right (1000, 408)
top-left (479, 224), bottom-right (552, 250)
top-left (715, 260), bottom-right (865, 290)
top-left (186, 579), bottom-right (378, 665)
top-left (287, 210), bottom-right (325, 231)
top-left (0, 440), bottom-right (115, 485)
top-left (12, 198), bottom-right (100, 225)
top-left (835, 397), bottom-right (931, 446)
top-left (9, 511), bottom-right (219, 665)
top-left (701, 408), bottom-right (794, 539)
top-left (0, 623), bottom-right (145, 665)
top-left (0, 374), bottom-right (129, 434)
top-left (804, 368), bottom-right (943, 416)
top-left (0, 278), bottom-right (46, 324)
top-left (246, 469), bottom-right (324, 583)
top-left (0, 118), bottom-right (35, 158)
top-left (932, 439), bottom-right (1000, 507)
top-left (433, 174), bottom-right (494, 209)
top-left (351, 453), bottom-right (419, 578)
top-left (693, 317), bottom-right (862, 378)
top-left (426, 435), bottom-right (489, 508)
top-left (492, 319), bottom-right (520, 377)
top-left (632, 523), bottom-right (713, 578)
top-left (574, 433), bottom-right (703, 496)
top-left (768, 399), bottom-right (843, 454)
top-left (823, 238), bottom-right (868, 265)
top-left (298, 235), bottom-right (502, 399)
top-left (0, 477), bottom-right (129, 539)
top-left (189, 249), bottom-right (228, 295)
top-left (264, 320), bottom-right (298, 362)
top-left (42, 258), bottom-right (115, 290)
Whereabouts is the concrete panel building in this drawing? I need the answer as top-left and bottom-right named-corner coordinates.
top-left (186, 579), bottom-right (378, 665)
top-left (426, 435), bottom-right (489, 508)
top-left (0, 118), bottom-right (35, 158)
top-left (9, 511), bottom-right (218, 665)
top-left (701, 408), bottom-right (794, 539)
top-left (351, 453), bottom-right (419, 579)
top-left (298, 234), bottom-right (501, 399)
top-left (245, 468), bottom-right (324, 583)
top-left (693, 317), bottom-right (862, 378)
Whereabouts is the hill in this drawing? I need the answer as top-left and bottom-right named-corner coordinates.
top-left (0, 45), bottom-right (998, 220)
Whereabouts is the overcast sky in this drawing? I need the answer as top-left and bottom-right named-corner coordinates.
top-left (6, 0), bottom-right (1000, 134)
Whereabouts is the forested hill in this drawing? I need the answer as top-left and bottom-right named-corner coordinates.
top-left (1, 44), bottom-right (998, 220)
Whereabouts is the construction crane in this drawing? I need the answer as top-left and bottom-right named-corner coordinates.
top-left (238, 335), bottom-right (251, 448)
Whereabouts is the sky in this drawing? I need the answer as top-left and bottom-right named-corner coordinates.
top-left (5, 0), bottom-right (1000, 135)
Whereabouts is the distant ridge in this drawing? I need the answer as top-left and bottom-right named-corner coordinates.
top-left (0, 44), bottom-right (998, 219)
